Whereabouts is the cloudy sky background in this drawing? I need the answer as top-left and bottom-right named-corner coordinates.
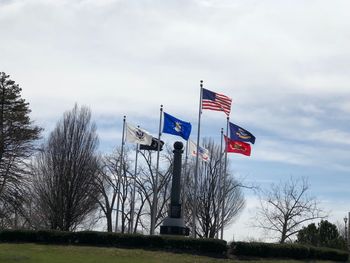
top-left (1, 0), bottom-right (350, 241)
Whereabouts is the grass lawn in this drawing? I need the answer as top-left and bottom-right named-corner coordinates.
top-left (0, 243), bottom-right (339, 263)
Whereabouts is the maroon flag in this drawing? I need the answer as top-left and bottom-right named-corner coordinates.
top-left (202, 88), bottom-right (232, 116)
top-left (224, 135), bottom-right (251, 156)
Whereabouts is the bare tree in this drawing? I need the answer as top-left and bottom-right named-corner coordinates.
top-left (95, 155), bottom-right (118, 232)
top-left (95, 148), bottom-right (133, 233)
top-left (30, 104), bottom-right (100, 231)
top-left (135, 148), bottom-right (173, 234)
top-left (184, 139), bottom-right (246, 238)
top-left (118, 151), bottom-right (134, 233)
top-left (335, 220), bottom-right (347, 240)
top-left (255, 176), bottom-right (326, 243)
top-left (94, 143), bottom-right (172, 235)
top-left (0, 72), bottom-right (41, 228)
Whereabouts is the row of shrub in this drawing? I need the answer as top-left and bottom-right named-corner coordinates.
top-left (0, 229), bottom-right (227, 257)
top-left (0, 230), bottom-right (348, 261)
top-left (230, 241), bottom-right (349, 262)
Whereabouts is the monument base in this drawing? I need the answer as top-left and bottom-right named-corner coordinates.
top-left (160, 217), bottom-right (190, 236)
top-left (160, 225), bottom-right (190, 236)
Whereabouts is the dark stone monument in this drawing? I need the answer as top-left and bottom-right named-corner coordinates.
top-left (160, 141), bottom-right (190, 236)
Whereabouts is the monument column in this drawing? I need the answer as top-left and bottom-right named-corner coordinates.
top-left (160, 141), bottom-right (190, 236)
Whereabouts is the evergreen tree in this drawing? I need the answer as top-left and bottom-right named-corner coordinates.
top-left (0, 72), bottom-right (41, 223)
top-left (319, 220), bottom-right (342, 248)
top-left (297, 220), bottom-right (346, 250)
top-left (297, 223), bottom-right (319, 246)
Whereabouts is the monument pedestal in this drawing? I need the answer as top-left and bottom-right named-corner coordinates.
top-left (160, 205), bottom-right (190, 236)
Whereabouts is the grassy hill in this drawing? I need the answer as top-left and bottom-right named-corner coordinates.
top-left (0, 243), bottom-right (339, 263)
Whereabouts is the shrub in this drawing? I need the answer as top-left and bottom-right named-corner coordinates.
top-left (0, 229), bottom-right (38, 243)
top-left (0, 230), bottom-right (227, 257)
top-left (230, 241), bottom-right (348, 262)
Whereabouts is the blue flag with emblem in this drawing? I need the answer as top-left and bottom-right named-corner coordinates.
top-left (162, 112), bottom-right (192, 140)
top-left (229, 122), bottom-right (256, 144)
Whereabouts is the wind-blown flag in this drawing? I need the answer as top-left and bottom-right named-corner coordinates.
top-left (224, 135), bottom-right (251, 156)
top-left (139, 138), bottom-right (164, 151)
top-left (162, 112), bottom-right (192, 140)
top-left (126, 123), bottom-right (152, 146)
top-left (189, 140), bottom-right (210, 162)
top-left (202, 88), bottom-right (232, 116)
top-left (229, 122), bottom-right (256, 144)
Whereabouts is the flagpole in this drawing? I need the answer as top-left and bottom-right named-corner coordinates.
top-left (193, 80), bottom-right (203, 238)
top-left (182, 140), bottom-right (189, 216)
top-left (150, 105), bottom-right (163, 235)
top-left (217, 127), bottom-right (223, 239)
top-left (220, 116), bottom-right (229, 239)
top-left (130, 141), bottom-right (139, 234)
top-left (115, 115), bottom-right (126, 232)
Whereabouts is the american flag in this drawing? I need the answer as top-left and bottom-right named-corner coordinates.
top-left (201, 88), bottom-right (232, 116)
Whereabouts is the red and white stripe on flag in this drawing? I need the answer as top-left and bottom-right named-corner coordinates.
top-left (202, 89), bottom-right (232, 116)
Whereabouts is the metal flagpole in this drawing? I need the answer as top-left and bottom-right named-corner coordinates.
top-left (182, 140), bottom-right (189, 216)
top-left (218, 128), bottom-right (223, 239)
top-left (193, 80), bottom-right (203, 238)
top-left (115, 115), bottom-right (126, 232)
top-left (220, 116), bottom-right (229, 239)
top-left (348, 212), bottom-right (350, 251)
top-left (130, 141), bottom-right (139, 234)
top-left (150, 105), bottom-right (163, 235)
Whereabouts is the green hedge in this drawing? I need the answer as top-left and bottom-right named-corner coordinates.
top-left (230, 241), bottom-right (349, 262)
top-left (0, 230), bottom-right (227, 257)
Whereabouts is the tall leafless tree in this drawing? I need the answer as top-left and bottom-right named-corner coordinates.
top-left (0, 72), bottom-right (41, 229)
top-left (30, 105), bottom-right (100, 231)
top-left (184, 139), bottom-right (246, 238)
top-left (255, 176), bottom-right (326, 243)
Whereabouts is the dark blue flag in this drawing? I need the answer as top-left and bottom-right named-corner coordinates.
top-left (229, 122), bottom-right (255, 144)
top-left (163, 112), bottom-right (192, 140)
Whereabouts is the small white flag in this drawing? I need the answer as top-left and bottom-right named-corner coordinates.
top-left (189, 140), bottom-right (210, 162)
top-left (126, 123), bottom-right (153, 146)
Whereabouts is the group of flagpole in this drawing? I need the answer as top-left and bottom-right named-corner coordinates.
top-left (115, 80), bottom-right (253, 238)
top-left (116, 109), bottom-right (163, 235)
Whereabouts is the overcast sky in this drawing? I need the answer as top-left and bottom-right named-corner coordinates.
top-left (2, 0), bottom-right (350, 241)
